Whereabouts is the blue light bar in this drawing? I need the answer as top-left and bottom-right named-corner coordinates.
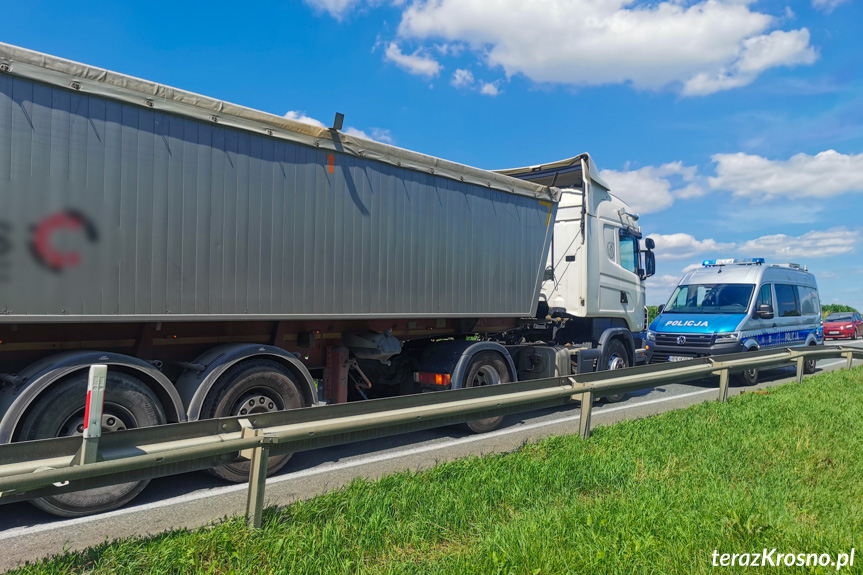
top-left (702, 258), bottom-right (765, 267)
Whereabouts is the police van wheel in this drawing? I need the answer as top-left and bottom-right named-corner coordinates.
top-left (803, 344), bottom-right (818, 374)
top-left (734, 367), bottom-right (759, 386)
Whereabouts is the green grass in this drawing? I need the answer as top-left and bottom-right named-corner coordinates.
top-left (12, 368), bottom-right (863, 574)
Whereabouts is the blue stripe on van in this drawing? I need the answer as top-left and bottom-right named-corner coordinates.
top-left (651, 313), bottom-right (746, 334)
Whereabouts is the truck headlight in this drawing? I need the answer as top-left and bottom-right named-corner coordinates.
top-left (646, 330), bottom-right (655, 342)
top-left (716, 332), bottom-right (741, 343)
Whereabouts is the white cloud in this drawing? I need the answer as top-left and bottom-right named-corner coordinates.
top-left (479, 81), bottom-right (500, 96)
top-left (395, 0), bottom-right (817, 96)
top-left (303, 0), bottom-right (365, 19)
top-left (434, 42), bottom-right (466, 57)
top-left (451, 68), bottom-right (475, 88)
top-left (648, 227), bottom-right (860, 265)
top-left (812, 0), bottom-right (849, 13)
top-left (652, 274), bottom-right (685, 291)
top-left (683, 29), bottom-right (817, 95)
top-left (646, 233), bottom-right (734, 261)
top-left (344, 126), bottom-right (395, 143)
top-left (737, 227), bottom-right (861, 259)
top-left (600, 162), bottom-right (704, 215)
top-left (384, 42), bottom-right (442, 77)
top-left (284, 110), bottom-right (327, 129)
top-left (285, 111), bottom-right (394, 143)
top-left (681, 263), bottom-right (703, 274)
top-left (344, 127), bottom-right (371, 139)
top-left (370, 128), bottom-right (394, 144)
top-left (709, 150), bottom-right (863, 200)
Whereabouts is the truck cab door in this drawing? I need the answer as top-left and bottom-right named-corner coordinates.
top-left (617, 229), bottom-right (641, 319)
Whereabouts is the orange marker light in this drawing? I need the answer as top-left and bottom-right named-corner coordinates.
top-left (415, 372), bottom-right (452, 386)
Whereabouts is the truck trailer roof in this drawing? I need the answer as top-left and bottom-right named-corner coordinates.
top-left (0, 42), bottom-right (557, 204)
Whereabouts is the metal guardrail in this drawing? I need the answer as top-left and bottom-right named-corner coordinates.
top-left (0, 345), bottom-right (860, 527)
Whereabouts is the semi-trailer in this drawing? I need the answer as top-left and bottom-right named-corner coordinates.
top-left (0, 43), bottom-right (656, 516)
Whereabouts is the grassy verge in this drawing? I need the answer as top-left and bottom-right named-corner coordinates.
top-left (12, 368), bottom-right (863, 574)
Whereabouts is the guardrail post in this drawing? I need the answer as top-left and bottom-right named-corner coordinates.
top-left (717, 369), bottom-right (729, 402)
top-left (246, 442), bottom-right (269, 529)
top-left (238, 419), bottom-right (273, 529)
top-left (78, 365), bottom-right (107, 465)
top-left (578, 390), bottom-right (593, 439)
top-left (795, 356), bottom-right (805, 384)
top-left (844, 351), bottom-right (854, 371)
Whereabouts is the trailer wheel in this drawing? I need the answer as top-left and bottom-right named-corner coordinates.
top-left (17, 372), bottom-right (166, 517)
top-left (463, 352), bottom-right (510, 434)
top-left (202, 359), bottom-right (305, 482)
top-left (599, 339), bottom-right (629, 403)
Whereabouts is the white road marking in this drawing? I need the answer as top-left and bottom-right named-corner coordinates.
top-left (3, 355), bottom-right (859, 541)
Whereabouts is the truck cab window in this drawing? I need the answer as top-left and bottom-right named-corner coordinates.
top-left (618, 230), bottom-right (638, 274)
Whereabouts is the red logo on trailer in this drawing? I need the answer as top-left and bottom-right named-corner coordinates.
top-left (29, 210), bottom-right (99, 272)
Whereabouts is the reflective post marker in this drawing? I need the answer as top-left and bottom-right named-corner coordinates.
top-left (79, 365), bottom-right (107, 465)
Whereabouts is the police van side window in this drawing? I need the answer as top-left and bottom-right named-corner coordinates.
top-left (798, 286), bottom-right (820, 316)
top-left (756, 284), bottom-right (773, 311)
top-left (775, 284), bottom-right (801, 317)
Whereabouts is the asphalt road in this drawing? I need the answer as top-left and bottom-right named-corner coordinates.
top-left (1, 340), bottom-right (861, 571)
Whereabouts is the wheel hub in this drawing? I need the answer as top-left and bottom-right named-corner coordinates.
top-left (63, 411), bottom-right (131, 437)
top-left (231, 393), bottom-right (279, 417)
top-left (608, 355), bottom-right (626, 370)
top-left (472, 366), bottom-right (502, 387)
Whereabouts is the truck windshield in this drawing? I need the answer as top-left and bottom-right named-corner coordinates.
top-left (664, 283), bottom-right (755, 314)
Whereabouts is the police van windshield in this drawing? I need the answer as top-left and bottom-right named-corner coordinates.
top-left (664, 283), bottom-right (755, 314)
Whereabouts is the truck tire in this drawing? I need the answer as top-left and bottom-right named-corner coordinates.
top-left (599, 339), bottom-right (629, 403)
top-left (202, 359), bottom-right (305, 482)
top-left (463, 352), bottom-right (510, 434)
top-left (17, 371), bottom-right (166, 517)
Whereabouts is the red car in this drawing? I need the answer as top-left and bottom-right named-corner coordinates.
top-left (823, 312), bottom-right (863, 340)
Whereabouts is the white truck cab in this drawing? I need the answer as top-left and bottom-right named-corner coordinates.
top-left (497, 154), bottom-right (655, 376)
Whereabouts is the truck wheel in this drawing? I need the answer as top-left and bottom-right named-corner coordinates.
top-left (17, 372), bottom-right (166, 517)
top-left (600, 339), bottom-right (629, 403)
top-left (463, 352), bottom-right (510, 434)
top-left (202, 359), bottom-right (305, 482)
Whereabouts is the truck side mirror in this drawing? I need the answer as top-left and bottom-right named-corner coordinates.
top-left (644, 238), bottom-right (655, 250)
top-left (643, 250), bottom-right (656, 278)
top-left (757, 304), bottom-right (774, 320)
top-left (657, 304), bottom-right (665, 315)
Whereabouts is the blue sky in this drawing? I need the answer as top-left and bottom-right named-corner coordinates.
top-left (3, 0), bottom-right (862, 310)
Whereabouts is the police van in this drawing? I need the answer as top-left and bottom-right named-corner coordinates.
top-left (647, 258), bottom-right (823, 384)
